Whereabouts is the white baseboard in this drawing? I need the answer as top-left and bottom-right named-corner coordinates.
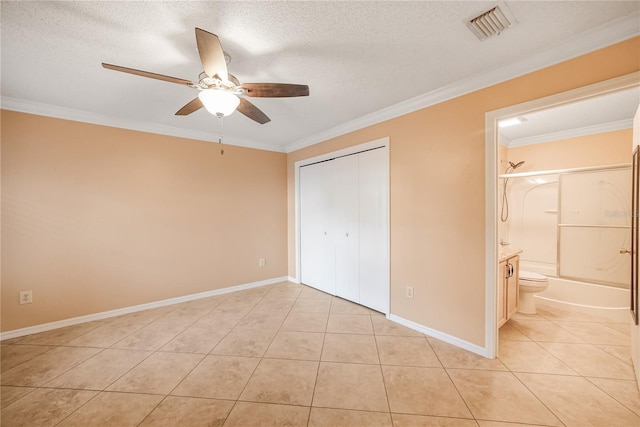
top-left (0, 276), bottom-right (287, 341)
top-left (388, 313), bottom-right (491, 358)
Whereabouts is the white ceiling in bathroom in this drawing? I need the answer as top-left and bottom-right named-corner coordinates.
top-left (1, 1), bottom-right (639, 152)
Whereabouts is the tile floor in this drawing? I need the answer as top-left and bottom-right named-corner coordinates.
top-left (1, 281), bottom-right (639, 426)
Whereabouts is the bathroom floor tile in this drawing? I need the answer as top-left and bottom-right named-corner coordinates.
top-left (509, 319), bottom-right (585, 343)
top-left (376, 335), bottom-right (441, 367)
top-left (171, 355), bottom-right (260, 400)
top-left (321, 333), bottom-right (379, 364)
top-left (239, 358), bottom-right (318, 405)
top-left (428, 338), bottom-right (508, 371)
top-left (264, 330), bottom-right (324, 360)
top-left (596, 344), bottom-right (633, 365)
top-left (326, 314), bottom-right (374, 334)
top-left (382, 365), bottom-right (471, 418)
top-left (223, 401), bottom-right (310, 427)
top-left (210, 329), bottom-right (275, 357)
top-left (391, 413), bottom-right (479, 427)
top-left (65, 321), bottom-right (145, 348)
top-left (497, 340), bottom-right (577, 375)
top-left (138, 396), bottom-right (234, 426)
top-left (538, 342), bottom-right (636, 380)
top-left (1, 344), bottom-right (55, 372)
top-left (516, 372), bottom-right (640, 426)
top-left (587, 377), bottom-right (640, 416)
top-left (281, 312), bottom-right (329, 332)
top-left (56, 391), bottom-right (163, 427)
top-left (330, 297), bottom-right (373, 315)
top-left (291, 298), bottom-right (332, 313)
top-left (234, 310), bottom-right (287, 332)
top-left (313, 362), bottom-right (388, 411)
top-left (554, 321), bottom-right (631, 346)
top-left (252, 297), bottom-right (296, 313)
top-left (0, 386), bottom-right (36, 409)
top-left (111, 321), bottom-right (188, 351)
top-left (447, 369), bottom-right (562, 426)
top-left (160, 323), bottom-right (230, 354)
top-left (297, 286), bottom-right (333, 300)
top-left (498, 323), bottom-right (531, 341)
top-left (308, 407), bottom-right (392, 427)
top-left (371, 316), bottom-right (424, 336)
top-left (16, 322), bottom-right (106, 346)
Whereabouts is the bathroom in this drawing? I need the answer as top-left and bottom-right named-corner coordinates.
top-left (497, 86), bottom-right (640, 324)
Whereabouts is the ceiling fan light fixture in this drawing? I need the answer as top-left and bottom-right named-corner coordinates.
top-left (198, 89), bottom-right (240, 116)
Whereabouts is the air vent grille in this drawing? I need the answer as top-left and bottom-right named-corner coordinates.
top-left (467, 5), bottom-right (514, 40)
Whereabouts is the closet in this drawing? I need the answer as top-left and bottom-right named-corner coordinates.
top-left (299, 145), bottom-right (389, 313)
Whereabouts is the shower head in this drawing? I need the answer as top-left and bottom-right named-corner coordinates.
top-left (509, 161), bottom-right (525, 169)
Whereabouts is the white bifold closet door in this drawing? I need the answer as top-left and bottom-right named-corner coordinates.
top-left (300, 147), bottom-right (388, 313)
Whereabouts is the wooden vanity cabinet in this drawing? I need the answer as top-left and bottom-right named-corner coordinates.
top-left (498, 255), bottom-right (519, 327)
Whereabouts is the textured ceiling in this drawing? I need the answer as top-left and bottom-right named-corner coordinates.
top-left (2, 1), bottom-right (639, 152)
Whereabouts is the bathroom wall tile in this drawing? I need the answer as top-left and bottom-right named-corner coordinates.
top-left (538, 342), bottom-right (636, 380)
top-left (171, 355), bottom-right (259, 400)
top-left (1, 344), bottom-right (55, 372)
top-left (376, 336), bottom-right (441, 367)
top-left (107, 351), bottom-right (203, 394)
top-left (326, 314), bottom-right (374, 334)
top-left (138, 396), bottom-right (234, 427)
top-left (392, 413), bottom-right (478, 427)
top-left (516, 372), bottom-right (640, 426)
top-left (223, 402), bottom-right (309, 427)
top-left (239, 358), bottom-right (318, 405)
top-left (447, 369), bottom-right (562, 426)
top-left (56, 391), bottom-right (162, 427)
top-left (309, 408), bottom-right (392, 427)
top-left (313, 362), bottom-right (388, 411)
top-left (428, 338), bottom-right (508, 371)
top-left (264, 331), bottom-right (324, 360)
top-left (321, 333), bottom-right (379, 364)
top-left (497, 340), bottom-right (578, 375)
top-left (384, 365), bottom-right (471, 418)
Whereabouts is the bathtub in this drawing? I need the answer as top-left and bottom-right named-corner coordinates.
top-left (521, 261), bottom-right (630, 323)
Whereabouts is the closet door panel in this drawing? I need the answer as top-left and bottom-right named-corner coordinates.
top-left (358, 147), bottom-right (389, 312)
top-left (300, 161), bottom-right (335, 294)
top-left (333, 155), bottom-right (360, 303)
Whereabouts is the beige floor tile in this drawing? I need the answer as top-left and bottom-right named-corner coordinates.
top-left (264, 331), bottom-right (324, 360)
top-left (107, 351), bottom-right (203, 394)
top-left (313, 362), bottom-right (388, 411)
top-left (536, 304), bottom-right (611, 323)
top-left (497, 341), bottom-right (578, 375)
top-left (139, 396), bottom-right (234, 427)
top-left (330, 297), bottom-right (373, 314)
top-left (371, 316), bottom-right (424, 336)
top-left (428, 338), bottom-right (508, 371)
top-left (210, 329), bottom-right (275, 357)
top-left (45, 348), bottom-right (151, 390)
top-left (0, 388), bottom-right (97, 427)
top-left (65, 321), bottom-right (145, 348)
top-left (509, 319), bottom-right (585, 343)
top-left (1, 344), bottom-right (55, 372)
top-left (596, 345), bottom-right (633, 365)
top-left (321, 333), bottom-right (379, 364)
top-left (171, 354), bottom-right (259, 399)
top-left (603, 322), bottom-right (631, 335)
top-left (498, 323), bottom-right (531, 341)
top-left (234, 310), bottom-right (287, 332)
top-left (587, 377), bottom-right (640, 416)
top-left (57, 391), bottom-right (163, 426)
top-left (196, 312), bottom-right (245, 330)
top-left (554, 321), bottom-right (631, 346)
top-left (1, 346), bottom-right (101, 387)
top-left (160, 323), bottom-right (230, 354)
top-left (291, 298), bottom-right (332, 313)
top-left (111, 321), bottom-right (188, 351)
top-left (376, 336), bottom-right (441, 367)
top-left (382, 365), bottom-right (471, 418)
top-left (298, 286), bottom-right (333, 300)
top-left (538, 342), bottom-right (636, 380)
top-left (266, 285), bottom-right (303, 299)
top-left (392, 413), bottom-right (478, 427)
top-left (281, 312), bottom-right (328, 332)
top-left (223, 401), bottom-right (310, 427)
top-left (476, 422), bottom-right (552, 427)
top-left (326, 314), bottom-right (374, 334)
top-left (109, 306), bottom-right (176, 325)
top-left (447, 369), bottom-right (561, 426)
top-left (239, 358), bottom-right (318, 405)
top-left (16, 322), bottom-right (107, 346)
top-left (210, 298), bottom-right (260, 317)
top-left (309, 407), bottom-right (392, 427)
top-left (154, 307), bottom-right (210, 326)
top-left (252, 297), bottom-right (296, 313)
top-left (517, 372), bottom-right (640, 426)
top-left (0, 385), bottom-right (35, 408)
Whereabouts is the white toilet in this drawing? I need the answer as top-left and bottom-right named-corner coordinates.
top-left (518, 270), bottom-right (549, 314)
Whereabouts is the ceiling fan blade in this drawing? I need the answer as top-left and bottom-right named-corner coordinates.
top-left (175, 97), bottom-right (203, 115)
top-left (195, 28), bottom-right (228, 81)
top-left (243, 83), bottom-right (309, 98)
top-left (237, 97), bottom-right (270, 124)
top-left (102, 63), bottom-right (194, 86)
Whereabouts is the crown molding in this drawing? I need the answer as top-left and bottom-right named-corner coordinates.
top-left (504, 119), bottom-right (633, 148)
top-left (285, 11), bottom-right (640, 153)
top-left (0, 97), bottom-right (285, 153)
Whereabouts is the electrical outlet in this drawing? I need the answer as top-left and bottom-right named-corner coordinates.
top-left (406, 286), bottom-right (414, 299)
top-left (259, 258), bottom-right (266, 267)
top-left (19, 291), bottom-right (33, 304)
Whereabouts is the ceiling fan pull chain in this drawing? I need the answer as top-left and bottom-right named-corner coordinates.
top-left (217, 113), bottom-right (224, 155)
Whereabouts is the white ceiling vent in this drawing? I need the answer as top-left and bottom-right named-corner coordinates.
top-left (466, 3), bottom-right (517, 41)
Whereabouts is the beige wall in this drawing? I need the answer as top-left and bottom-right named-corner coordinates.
top-left (506, 129), bottom-right (632, 172)
top-left (287, 37), bottom-right (640, 347)
top-left (1, 112), bottom-right (288, 331)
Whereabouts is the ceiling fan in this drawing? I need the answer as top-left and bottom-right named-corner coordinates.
top-left (102, 28), bottom-right (309, 124)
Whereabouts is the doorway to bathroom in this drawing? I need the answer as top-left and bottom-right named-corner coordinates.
top-left (484, 72), bottom-right (640, 358)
